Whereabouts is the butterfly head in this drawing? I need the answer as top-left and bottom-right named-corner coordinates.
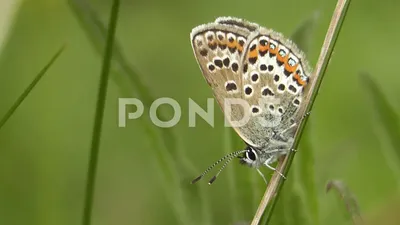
top-left (238, 145), bottom-right (264, 168)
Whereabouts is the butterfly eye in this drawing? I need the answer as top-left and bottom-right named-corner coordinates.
top-left (246, 149), bottom-right (257, 161)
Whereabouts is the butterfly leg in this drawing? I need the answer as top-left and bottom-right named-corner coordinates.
top-left (275, 112), bottom-right (312, 152)
top-left (264, 156), bottom-right (286, 179)
top-left (257, 169), bottom-right (268, 185)
top-left (276, 111), bottom-right (312, 138)
top-left (276, 122), bottom-right (297, 137)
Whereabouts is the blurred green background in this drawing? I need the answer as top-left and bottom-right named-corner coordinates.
top-left (1, 0), bottom-right (400, 225)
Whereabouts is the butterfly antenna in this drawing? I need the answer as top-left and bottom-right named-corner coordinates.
top-left (191, 149), bottom-right (246, 184)
top-left (208, 150), bottom-right (247, 185)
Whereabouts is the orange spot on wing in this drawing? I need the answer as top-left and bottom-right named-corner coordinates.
top-left (285, 62), bottom-right (298, 73)
top-left (298, 79), bottom-right (307, 86)
top-left (269, 44), bottom-right (278, 55)
top-left (277, 52), bottom-right (288, 63)
top-left (294, 71), bottom-right (307, 86)
top-left (258, 45), bottom-right (268, 52)
top-left (227, 41), bottom-right (236, 48)
top-left (237, 43), bottom-right (243, 52)
top-left (249, 49), bottom-right (258, 58)
top-left (217, 39), bottom-right (226, 45)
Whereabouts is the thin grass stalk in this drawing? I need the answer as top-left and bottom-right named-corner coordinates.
top-left (360, 72), bottom-right (400, 183)
top-left (68, 1), bottom-right (207, 223)
top-left (0, 45), bottom-right (65, 130)
top-left (326, 180), bottom-right (363, 225)
top-left (223, 128), bottom-right (241, 221)
top-left (81, 1), bottom-right (119, 225)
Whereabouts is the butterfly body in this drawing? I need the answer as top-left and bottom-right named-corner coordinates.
top-left (190, 17), bottom-right (312, 184)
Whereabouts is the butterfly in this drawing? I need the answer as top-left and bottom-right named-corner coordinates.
top-left (190, 17), bottom-right (312, 184)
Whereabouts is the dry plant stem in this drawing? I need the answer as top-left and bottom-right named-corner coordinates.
top-left (250, 0), bottom-right (352, 224)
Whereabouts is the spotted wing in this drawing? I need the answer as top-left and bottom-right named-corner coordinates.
top-left (236, 27), bottom-right (313, 148)
top-left (191, 18), bottom-right (260, 144)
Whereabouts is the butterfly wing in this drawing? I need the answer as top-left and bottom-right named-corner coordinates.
top-left (237, 27), bottom-right (313, 148)
top-left (191, 17), bottom-right (312, 149)
top-left (190, 18), bottom-right (258, 145)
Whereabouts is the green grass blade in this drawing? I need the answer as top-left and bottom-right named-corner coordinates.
top-left (67, 0), bottom-right (181, 176)
top-left (82, 1), bottom-right (119, 225)
top-left (223, 128), bottom-right (241, 221)
top-left (67, 0), bottom-right (149, 105)
top-left (326, 180), bottom-right (363, 225)
top-left (68, 0), bottom-right (156, 114)
top-left (0, 45), bottom-right (65, 130)
top-left (68, 1), bottom-right (204, 224)
top-left (267, 180), bottom-right (290, 225)
top-left (296, 129), bottom-right (319, 225)
top-left (290, 10), bottom-right (320, 55)
top-left (360, 72), bottom-right (400, 162)
top-left (360, 72), bottom-right (400, 187)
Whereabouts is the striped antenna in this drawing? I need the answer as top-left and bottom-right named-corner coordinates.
top-left (191, 149), bottom-right (247, 184)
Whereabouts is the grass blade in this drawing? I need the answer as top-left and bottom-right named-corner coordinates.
top-left (68, 1), bottom-right (204, 224)
top-left (296, 128), bottom-right (319, 225)
top-left (290, 10), bottom-right (320, 55)
top-left (68, 0), bottom-right (181, 180)
top-left (360, 72), bottom-right (400, 187)
top-left (326, 180), bottom-right (363, 225)
top-left (0, 45), bottom-right (65, 130)
top-left (252, 0), bottom-right (353, 224)
top-left (68, 0), bottom-right (150, 104)
top-left (360, 72), bottom-right (400, 162)
top-left (223, 128), bottom-right (241, 221)
top-left (82, 1), bottom-right (119, 225)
